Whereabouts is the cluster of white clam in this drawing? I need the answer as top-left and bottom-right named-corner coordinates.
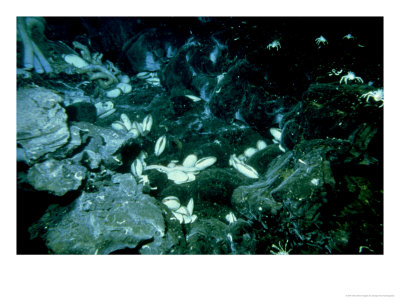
top-left (162, 196), bottom-right (197, 224)
top-left (111, 113), bottom-right (153, 138)
top-left (145, 154), bottom-right (217, 184)
top-left (135, 71), bottom-right (161, 86)
top-left (63, 41), bottom-right (132, 98)
top-left (229, 140), bottom-right (267, 179)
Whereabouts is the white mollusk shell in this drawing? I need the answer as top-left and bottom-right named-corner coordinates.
top-left (187, 198), bottom-right (194, 215)
top-left (175, 206), bottom-right (190, 216)
top-left (270, 128), bottom-right (282, 142)
top-left (225, 212), bottom-right (237, 224)
top-left (132, 121), bottom-right (143, 135)
top-left (106, 88), bottom-right (122, 98)
top-left (116, 82), bottom-right (132, 94)
top-left (142, 114), bottom-right (153, 134)
top-left (167, 170), bottom-right (188, 184)
top-left (63, 54), bottom-right (89, 68)
top-left (244, 147), bottom-right (258, 158)
top-left (120, 114), bottom-right (132, 130)
top-left (183, 154), bottom-right (198, 168)
top-left (185, 95), bottom-right (202, 102)
top-left (111, 121), bottom-right (127, 132)
top-left (195, 156), bottom-right (217, 170)
top-left (131, 158), bottom-right (143, 177)
top-left (162, 196), bottom-right (181, 210)
top-left (234, 162), bottom-right (259, 179)
top-left (128, 128), bottom-right (140, 138)
top-left (154, 135), bottom-right (167, 156)
top-left (172, 211), bottom-right (184, 223)
top-left (257, 140), bottom-right (267, 151)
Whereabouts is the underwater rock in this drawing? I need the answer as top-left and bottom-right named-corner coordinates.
top-left (17, 87), bottom-right (70, 165)
top-left (186, 219), bottom-right (231, 254)
top-left (27, 159), bottom-right (87, 196)
top-left (38, 173), bottom-right (165, 254)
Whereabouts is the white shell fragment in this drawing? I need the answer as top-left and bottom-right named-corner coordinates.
top-left (185, 95), bottom-right (202, 102)
top-left (63, 54), bottom-right (89, 68)
top-left (195, 156), bottom-right (217, 170)
top-left (270, 128), bottom-right (282, 142)
top-left (183, 154), bottom-right (198, 168)
top-left (256, 140), bottom-right (267, 151)
top-left (154, 135), bottom-right (167, 156)
top-left (116, 82), bottom-right (132, 94)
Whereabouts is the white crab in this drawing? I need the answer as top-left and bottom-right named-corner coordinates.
top-left (360, 88), bottom-right (384, 107)
top-left (270, 240), bottom-right (292, 255)
top-left (315, 35), bottom-right (328, 46)
top-left (339, 71), bottom-right (364, 84)
top-left (267, 40), bottom-right (281, 51)
top-left (343, 33), bottom-right (355, 40)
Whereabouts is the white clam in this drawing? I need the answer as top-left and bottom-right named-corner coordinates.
top-left (63, 54), bottom-right (89, 68)
top-left (154, 135), bottom-right (167, 156)
top-left (162, 196), bottom-right (181, 210)
top-left (195, 156), bottom-right (217, 170)
top-left (225, 212), bottom-right (237, 224)
top-left (142, 114), bottom-right (153, 134)
top-left (167, 170), bottom-right (188, 184)
top-left (116, 82), bottom-right (132, 94)
top-left (128, 128), bottom-right (140, 138)
top-left (175, 206), bottom-right (190, 216)
top-left (172, 211), bottom-right (184, 223)
top-left (183, 154), bottom-right (198, 168)
top-left (185, 95), bottom-right (202, 102)
top-left (131, 159), bottom-right (143, 177)
top-left (118, 74), bottom-right (131, 83)
top-left (187, 198), bottom-right (194, 215)
top-left (270, 128), bottom-right (282, 142)
top-left (256, 140), bottom-right (267, 151)
top-left (235, 162), bottom-right (259, 179)
top-left (111, 121), bottom-right (126, 132)
top-left (120, 114), bottom-right (132, 130)
top-left (244, 147), bottom-right (258, 158)
top-left (106, 88), bottom-right (122, 98)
